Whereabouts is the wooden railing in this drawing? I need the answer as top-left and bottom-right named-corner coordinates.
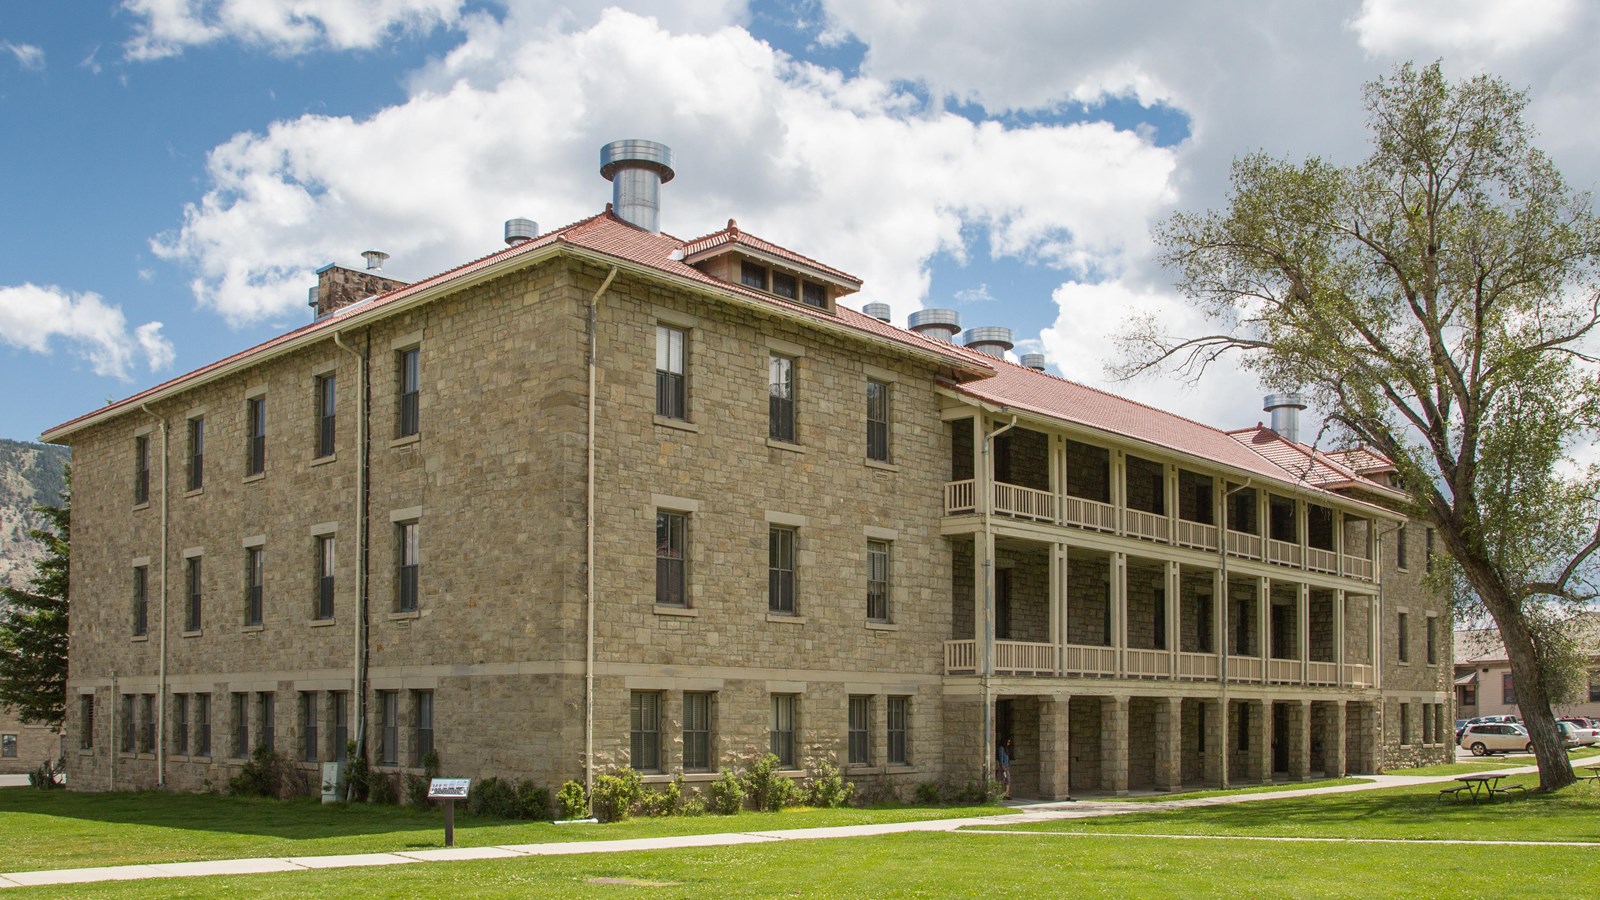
top-left (944, 640), bottom-right (977, 674)
top-left (946, 640), bottom-right (1379, 689)
top-left (1307, 661), bottom-right (1339, 686)
top-left (1125, 648), bottom-right (1172, 678)
top-left (944, 480), bottom-right (976, 516)
top-left (1268, 658), bottom-right (1304, 684)
top-left (1064, 495), bottom-right (1118, 533)
top-left (1228, 656), bottom-right (1265, 683)
top-left (1344, 663), bottom-right (1376, 688)
top-left (1306, 546), bottom-right (1338, 575)
top-left (1177, 652), bottom-right (1220, 680)
top-left (994, 640), bottom-right (1055, 675)
top-left (1226, 530), bottom-right (1263, 560)
top-left (1174, 519), bottom-right (1219, 552)
top-left (993, 482), bottom-right (1056, 522)
top-left (1268, 539), bottom-right (1302, 568)
top-left (1124, 508), bottom-right (1170, 543)
top-left (1061, 644), bottom-right (1117, 676)
top-left (1343, 556), bottom-right (1375, 582)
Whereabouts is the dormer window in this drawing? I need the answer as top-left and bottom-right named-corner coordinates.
top-left (741, 261), bottom-right (767, 289)
top-left (772, 271), bottom-right (797, 300)
top-left (802, 281), bottom-right (826, 309)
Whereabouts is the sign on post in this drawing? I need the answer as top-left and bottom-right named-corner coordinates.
top-left (428, 778), bottom-right (472, 847)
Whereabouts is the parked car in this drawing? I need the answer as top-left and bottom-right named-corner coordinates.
top-left (1459, 723), bottom-right (1532, 756)
top-left (1558, 716), bottom-right (1596, 730)
top-left (1556, 721), bottom-right (1600, 747)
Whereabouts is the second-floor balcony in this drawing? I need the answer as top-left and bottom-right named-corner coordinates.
top-left (943, 639), bottom-right (1378, 688)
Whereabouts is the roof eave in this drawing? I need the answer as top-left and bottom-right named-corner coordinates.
top-left (682, 242), bottom-right (863, 293)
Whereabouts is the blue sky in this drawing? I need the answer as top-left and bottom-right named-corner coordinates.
top-left (3, 0), bottom-right (1598, 443)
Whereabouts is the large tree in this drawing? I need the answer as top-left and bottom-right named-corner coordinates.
top-left (0, 498), bottom-right (69, 727)
top-left (1120, 62), bottom-right (1600, 790)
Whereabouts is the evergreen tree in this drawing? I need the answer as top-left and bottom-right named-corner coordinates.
top-left (0, 495), bottom-right (68, 727)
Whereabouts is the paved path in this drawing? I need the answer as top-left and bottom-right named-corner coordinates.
top-left (0, 764), bottom-right (1562, 890)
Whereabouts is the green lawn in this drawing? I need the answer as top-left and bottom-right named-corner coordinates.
top-left (0, 789), bottom-right (1003, 873)
top-left (1125, 776), bottom-right (1369, 802)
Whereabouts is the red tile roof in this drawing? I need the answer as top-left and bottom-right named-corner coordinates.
top-left (680, 219), bottom-right (863, 288)
top-left (1324, 447), bottom-right (1396, 476)
top-left (1227, 426), bottom-right (1406, 501)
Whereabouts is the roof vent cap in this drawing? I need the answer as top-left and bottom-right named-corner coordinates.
top-left (600, 139), bottom-right (676, 233)
top-left (504, 218), bottom-right (537, 246)
top-left (361, 250), bottom-right (389, 272)
top-left (963, 326), bottom-right (1014, 358)
top-left (907, 308), bottom-right (961, 342)
top-left (862, 302), bottom-right (892, 323)
top-left (1263, 392), bottom-right (1309, 444)
top-left (1020, 352), bottom-right (1047, 371)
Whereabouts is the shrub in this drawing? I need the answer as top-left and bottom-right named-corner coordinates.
top-left (557, 780), bottom-right (588, 820)
top-left (228, 747), bottom-right (291, 798)
top-left (915, 780), bottom-right (942, 805)
top-left (707, 767), bottom-right (745, 815)
top-left (590, 767), bottom-right (644, 822)
top-left (680, 788), bottom-right (706, 817)
top-left (28, 757), bottom-right (63, 790)
top-left (742, 753), bottom-right (799, 812)
top-left (802, 759), bottom-right (854, 808)
top-left (640, 775), bottom-right (683, 817)
top-left (369, 771), bottom-right (400, 805)
top-left (515, 780), bottom-right (551, 820)
top-left (344, 744), bottom-right (372, 802)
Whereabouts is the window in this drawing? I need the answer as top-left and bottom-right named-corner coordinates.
top-left (380, 690), bottom-right (399, 765)
top-left (867, 540), bottom-right (891, 622)
top-left (398, 348), bottom-right (420, 437)
top-left (187, 416), bottom-right (205, 490)
top-left (1589, 671), bottom-right (1600, 704)
top-left (1396, 524), bottom-right (1409, 569)
top-left (1461, 684), bottom-right (1477, 706)
top-left (245, 547), bottom-right (264, 626)
top-left (301, 692), bottom-right (319, 763)
top-left (316, 535), bottom-right (336, 620)
top-left (801, 281), bottom-right (826, 309)
top-left (1425, 528), bottom-right (1435, 574)
top-left (413, 690), bottom-right (434, 765)
top-left (740, 260), bottom-right (767, 289)
top-left (656, 512), bottom-right (687, 606)
top-left (630, 691), bottom-right (660, 772)
top-left (996, 569), bottom-right (1013, 641)
top-left (769, 354), bottom-right (795, 442)
top-left (316, 374), bottom-right (337, 457)
top-left (866, 380), bottom-right (891, 462)
top-left (1399, 702), bottom-right (1411, 745)
top-left (1236, 704), bottom-right (1250, 752)
top-left (771, 270), bottom-right (797, 300)
top-left (655, 325), bottom-right (687, 420)
top-left (1196, 706), bottom-right (1206, 754)
top-left (332, 691), bottom-right (349, 761)
top-left (232, 693), bottom-right (249, 758)
top-left (259, 691), bottom-right (275, 753)
top-left (1502, 672), bottom-right (1517, 706)
top-left (1397, 612), bottom-right (1409, 663)
top-left (246, 396), bottom-right (266, 475)
top-left (139, 694), bottom-right (155, 753)
top-left (1422, 703), bottom-right (1434, 744)
top-left (1196, 594), bottom-right (1214, 653)
top-left (397, 522), bottom-right (419, 612)
top-left (196, 693), bottom-right (211, 757)
top-left (0, 734), bottom-right (13, 758)
top-left (120, 694), bottom-right (135, 753)
top-left (848, 696), bottom-right (870, 766)
top-left (1426, 617), bottom-right (1438, 665)
top-left (185, 556), bottom-right (203, 632)
top-left (769, 526), bottom-right (796, 614)
top-left (887, 696), bottom-right (909, 765)
top-left (683, 692), bottom-right (712, 772)
top-left (134, 435), bottom-right (150, 504)
top-left (132, 566), bottom-right (148, 637)
top-left (1153, 589), bottom-right (1167, 651)
top-left (174, 694), bottom-right (189, 755)
top-left (770, 694), bottom-right (797, 768)
top-left (79, 694), bottom-right (94, 750)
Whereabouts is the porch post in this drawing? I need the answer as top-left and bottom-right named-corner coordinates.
top-left (1050, 543), bottom-right (1064, 675)
top-left (1101, 695), bottom-right (1130, 795)
top-left (1330, 700), bottom-right (1347, 776)
top-left (1298, 582), bottom-right (1310, 687)
top-left (1039, 694), bottom-right (1071, 800)
top-left (1155, 696), bottom-right (1182, 791)
top-left (1334, 589), bottom-right (1346, 685)
top-left (1114, 551), bottom-right (1128, 676)
top-left (1166, 560), bottom-right (1181, 669)
top-left (1289, 699), bottom-right (1311, 780)
top-left (1202, 699), bottom-right (1224, 788)
top-left (1257, 576), bottom-right (1270, 674)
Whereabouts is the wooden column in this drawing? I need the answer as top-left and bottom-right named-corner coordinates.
top-left (1039, 694), bottom-right (1071, 800)
top-left (1101, 696), bottom-right (1130, 795)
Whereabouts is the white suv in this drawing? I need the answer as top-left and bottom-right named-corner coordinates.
top-left (1459, 723), bottom-right (1532, 756)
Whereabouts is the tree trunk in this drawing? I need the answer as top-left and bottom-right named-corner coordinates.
top-left (1482, 591), bottom-right (1576, 791)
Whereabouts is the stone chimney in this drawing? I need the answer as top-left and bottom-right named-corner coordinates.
top-left (312, 255), bottom-right (410, 320)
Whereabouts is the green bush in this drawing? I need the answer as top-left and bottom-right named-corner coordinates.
top-left (803, 759), bottom-right (855, 808)
top-left (228, 747), bottom-right (291, 798)
top-left (557, 780), bottom-right (588, 820)
top-left (515, 779), bottom-right (552, 820)
top-left (405, 749), bottom-right (442, 807)
top-left (742, 753), bottom-right (799, 812)
top-left (640, 775), bottom-right (683, 817)
top-left (680, 788), bottom-right (706, 817)
top-left (369, 771), bottom-right (400, 805)
top-left (590, 767), bottom-right (644, 822)
top-left (344, 744), bottom-right (372, 802)
top-left (28, 757), bottom-right (63, 790)
top-left (915, 780), bottom-right (942, 804)
top-left (707, 767), bottom-right (745, 815)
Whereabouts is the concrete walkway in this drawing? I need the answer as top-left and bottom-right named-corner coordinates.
top-left (0, 764), bottom-right (1561, 890)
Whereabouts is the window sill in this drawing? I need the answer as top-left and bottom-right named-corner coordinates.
top-left (766, 438), bottom-right (805, 453)
top-left (181, 630), bottom-right (202, 638)
top-left (654, 416), bottom-right (700, 433)
top-left (654, 605), bottom-right (699, 618)
top-left (1397, 661), bottom-right (1411, 667)
top-left (310, 453), bottom-right (338, 468)
top-left (243, 472), bottom-right (265, 484)
top-left (866, 621), bottom-right (899, 632)
top-left (766, 613), bottom-right (807, 625)
top-left (241, 624), bottom-right (265, 634)
top-left (184, 487), bottom-right (204, 498)
top-left (133, 501), bottom-right (150, 512)
top-left (865, 459), bottom-right (899, 472)
top-left (309, 618), bottom-right (337, 628)
top-left (679, 772), bottom-right (719, 783)
top-left (391, 433), bottom-right (421, 449)
top-left (640, 773), bottom-right (676, 784)
top-left (389, 610), bottom-right (421, 622)
top-left (131, 634), bottom-right (149, 643)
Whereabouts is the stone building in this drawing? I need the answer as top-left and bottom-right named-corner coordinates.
top-left (0, 710), bottom-right (59, 776)
top-left (43, 141), bottom-right (1451, 799)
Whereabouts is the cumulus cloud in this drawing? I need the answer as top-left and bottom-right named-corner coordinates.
top-left (1350, 0), bottom-right (1578, 57)
top-left (954, 284), bottom-right (994, 303)
top-left (121, 0), bottom-right (468, 60)
top-left (0, 284), bottom-right (175, 380)
top-left (1, 40), bottom-right (45, 70)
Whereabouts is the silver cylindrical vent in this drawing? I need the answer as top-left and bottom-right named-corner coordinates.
top-left (361, 250), bottom-right (389, 272)
top-left (600, 139), bottom-right (676, 233)
top-left (504, 218), bottom-right (538, 246)
top-left (1021, 352), bottom-right (1047, 371)
top-left (907, 308), bottom-right (961, 342)
top-left (1264, 392), bottom-right (1308, 444)
top-left (963, 326), bottom-right (1014, 358)
top-left (307, 286), bottom-right (320, 310)
top-left (862, 302), bottom-right (892, 323)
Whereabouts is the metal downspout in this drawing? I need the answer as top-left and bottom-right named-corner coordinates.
top-left (586, 266), bottom-right (619, 811)
top-left (981, 414), bottom-right (1018, 787)
top-left (1217, 477), bottom-right (1251, 791)
top-left (139, 404), bottom-right (168, 786)
top-left (334, 331), bottom-right (368, 788)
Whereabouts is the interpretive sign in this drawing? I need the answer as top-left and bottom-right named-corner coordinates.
top-left (427, 778), bottom-right (471, 799)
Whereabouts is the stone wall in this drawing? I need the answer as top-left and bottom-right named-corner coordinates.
top-left (1067, 551), bottom-right (1111, 646)
top-left (1066, 441), bottom-right (1109, 503)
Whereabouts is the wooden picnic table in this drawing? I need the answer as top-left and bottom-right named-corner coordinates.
top-left (1580, 764), bottom-right (1600, 783)
top-left (1443, 773), bottom-right (1526, 803)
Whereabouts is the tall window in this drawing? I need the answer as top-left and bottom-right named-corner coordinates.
top-left (397, 522), bottom-right (419, 612)
top-left (1503, 673), bottom-right (1517, 706)
top-left (332, 691), bottom-right (349, 761)
top-left (134, 435), bottom-right (150, 504)
top-left (867, 540), bottom-right (890, 622)
top-left (398, 348), bottom-right (420, 437)
top-left (244, 547), bottom-right (264, 626)
top-left (196, 693), bottom-right (211, 756)
top-left (655, 325), bottom-right (687, 420)
top-left (79, 694), bottom-right (94, 750)
top-left (1153, 589), bottom-right (1167, 651)
top-left (316, 374), bottom-right (337, 457)
top-left (185, 556), bottom-right (203, 632)
top-left (301, 692), bottom-right (319, 763)
top-left (1397, 612), bottom-right (1409, 663)
top-left (120, 694), bottom-right (135, 753)
top-left (139, 694), bottom-right (155, 753)
top-left (770, 695), bottom-right (797, 768)
top-left (187, 416), bottom-right (205, 490)
top-left (258, 692), bottom-right (275, 752)
top-left (174, 693), bottom-right (189, 755)
top-left (413, 690), bottom-right (434, 765)
top-left (316, 535), bottom-right (336, 620)
top-left (246, 396), bottom-right (266, 475)
top-left (768, 526), bottom-right (796, 614)
top-left (380, 690), bottom-right (399, 765)
top-left (1236, 704), bottom-right (1249, 752)
top-left (1590, 671), bottom-right (1600, 704)
top-left (132, 566), bottom-right (148, 637)
top-left (887, 696), bottom-right (909, 765)
top-left (1426, 617), bottom-right (1438, 665)
top-left (1196, 593), bottom-right (1214, 653)
top-left (232, 692), bottom-right (249, 758)
top-left (630, 691), bottom-right (660, 772)
top-left (866, 380), bottom-right (890, 462)
top-left (1396, 524), bottom-right (1409, 569)
top-left (848, 696), bottom-right (870, 766)
top-left (1399, 702), bottom-right (1411, 745)
top-left (769, 354), bottom-right (795, 442)
top-left (683, 692), bottom-right (712, 772)
top-left (656, 512), bottom-right (687, 606)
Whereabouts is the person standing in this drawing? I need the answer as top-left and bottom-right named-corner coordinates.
top-left (997, 738), bottom-right (1014, 799)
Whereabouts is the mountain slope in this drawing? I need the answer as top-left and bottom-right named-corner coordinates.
top-left (0, 439), bottom-right (70, 590)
